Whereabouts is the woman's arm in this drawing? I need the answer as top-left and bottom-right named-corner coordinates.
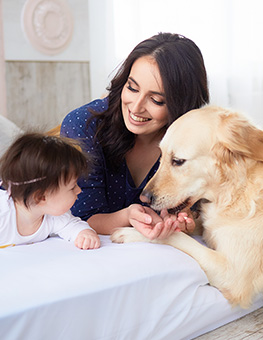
top-left (88, 204), bottom-right (195, 239)
top-left (87, 204), bottom-right (163, 237)
top-left (87, 209), bottom-right (130, 235)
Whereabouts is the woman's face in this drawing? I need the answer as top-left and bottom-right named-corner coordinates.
top-left (121, 56), bottom-right (169, 138)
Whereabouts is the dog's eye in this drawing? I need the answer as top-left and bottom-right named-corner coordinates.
top-left (172, 158), bottom-right (185, 166)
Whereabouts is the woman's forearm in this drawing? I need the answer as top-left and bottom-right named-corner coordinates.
top-left (87, 208), bottom-right (130, 235)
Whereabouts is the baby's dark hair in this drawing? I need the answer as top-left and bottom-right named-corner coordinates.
top-left (0, 132), bottom-right (90, 207)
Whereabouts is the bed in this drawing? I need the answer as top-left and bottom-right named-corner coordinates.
top-left (1, 235), bottom-right (262, 340)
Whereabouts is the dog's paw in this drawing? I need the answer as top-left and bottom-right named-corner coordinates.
top-left (110, 228), bottom-right (130, 243)
top-left (110, 227), bottom-right (149, 244)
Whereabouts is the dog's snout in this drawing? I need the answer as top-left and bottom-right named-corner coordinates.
top-left (140, 189), bottom-right (155, 205)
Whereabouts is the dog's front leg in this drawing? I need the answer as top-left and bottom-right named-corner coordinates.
top-left (111, 227), bottom-right (151, 244)
top-left (162, 232), bottom-right (229, 291)
top-left (111, 228), bottom-right (227, 289)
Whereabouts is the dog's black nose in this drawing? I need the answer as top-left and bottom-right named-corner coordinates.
top-left (140, 189), bottom-right (154, 204)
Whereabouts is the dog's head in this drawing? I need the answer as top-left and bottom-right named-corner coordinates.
top-left (141, 106), bottom-right (263, 213)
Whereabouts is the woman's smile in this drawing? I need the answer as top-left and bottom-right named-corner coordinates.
top-left (129, 111), bottom-right (151, 123)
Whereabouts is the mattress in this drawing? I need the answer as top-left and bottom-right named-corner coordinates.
top-left (0, 235), bottom-right (262, 340)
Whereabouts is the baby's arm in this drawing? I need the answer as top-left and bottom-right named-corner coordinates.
top-left (53, 211), bottom-right (100, 249)
top-left (74, 229), bottom-right (100, 249)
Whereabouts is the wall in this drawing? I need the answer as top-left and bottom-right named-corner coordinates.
top-left (1, 0), bottom-right (91, 130)
top-left (2, 0), bottom-right (262, 130)
top-left (89, 0), bottom-right (263, 127)
top-left (0, 0), bottom-right (7, 117)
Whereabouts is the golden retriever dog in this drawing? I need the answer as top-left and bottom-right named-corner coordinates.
top-left (111, 106), bottom-right (263, 308)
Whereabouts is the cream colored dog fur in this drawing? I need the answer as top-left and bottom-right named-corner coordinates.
top-left (111, 106), bottom-right (263, 308)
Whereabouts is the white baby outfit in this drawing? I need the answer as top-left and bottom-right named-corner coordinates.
top-left (0, 189), bottom-right (93, 247)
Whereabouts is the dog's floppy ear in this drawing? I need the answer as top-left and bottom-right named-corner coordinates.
top-left (216, 112), bottom-right (263, 162)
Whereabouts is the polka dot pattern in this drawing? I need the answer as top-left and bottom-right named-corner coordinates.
top-left (61, 97), bottom-right (160, 220)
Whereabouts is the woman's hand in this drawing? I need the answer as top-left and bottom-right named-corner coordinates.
top-left (127, 204), bottom-right (195, 240)
top-left (127, 204), bottom-right (165, 240)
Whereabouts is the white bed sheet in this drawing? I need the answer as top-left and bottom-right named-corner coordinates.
top-left (0, 235), bottom-right (262, 340)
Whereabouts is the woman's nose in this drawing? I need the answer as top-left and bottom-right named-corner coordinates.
top-left (131, 95), bottom-right (146, 114)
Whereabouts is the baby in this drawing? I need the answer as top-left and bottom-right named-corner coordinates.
top-left (0, 132), bottom-right (100, 249)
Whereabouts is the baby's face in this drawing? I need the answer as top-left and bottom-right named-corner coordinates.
top-left (43, 177), bottom-right (81, 216)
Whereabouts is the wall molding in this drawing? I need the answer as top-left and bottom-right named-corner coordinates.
top-left (21, 0), bottom-right (74, 56)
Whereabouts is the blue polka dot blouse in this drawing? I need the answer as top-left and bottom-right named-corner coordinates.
top-left (61, 97), bottom-right (159, 221)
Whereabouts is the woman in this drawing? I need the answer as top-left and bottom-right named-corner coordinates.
top-left (61, 32), bottom-right (209, 239)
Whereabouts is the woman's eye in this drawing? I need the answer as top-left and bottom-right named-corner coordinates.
top-left (172, 158), bottom-right (186, 166)
top-left (127, 84), bottom-right (138, 92)
top-left (152, 98), bottom-right (165, 106)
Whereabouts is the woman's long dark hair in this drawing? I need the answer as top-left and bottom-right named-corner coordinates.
top-left (91, 32), bottom-right (209, 170)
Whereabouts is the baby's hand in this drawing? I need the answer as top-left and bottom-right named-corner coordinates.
top-left (75, 229), bottom-right (100, 249)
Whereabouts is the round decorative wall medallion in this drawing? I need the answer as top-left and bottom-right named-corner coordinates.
top-left (21, 0), bottom-right (74, 55)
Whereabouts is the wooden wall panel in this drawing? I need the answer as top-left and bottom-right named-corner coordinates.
top-left (5, 61), bottom-right (90, 131)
